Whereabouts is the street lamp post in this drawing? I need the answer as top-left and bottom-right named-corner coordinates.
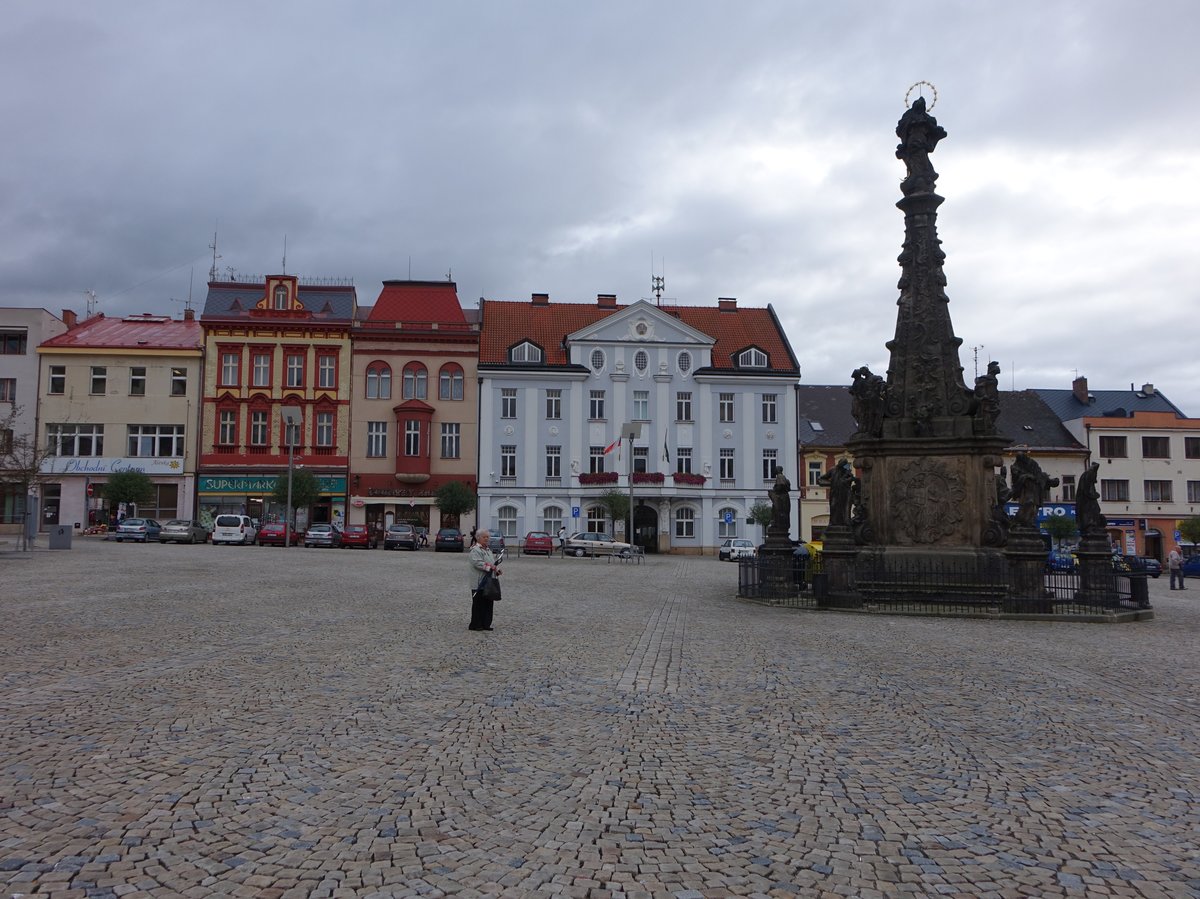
top-left (281, 406), bottom-right (301, 548)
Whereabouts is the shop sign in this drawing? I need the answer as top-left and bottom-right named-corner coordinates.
top-left (40, 456), bottom-right (184, 476)
top-left (1106, 518), bottom-right (1136, 528)
top-left (199, 474), bottom-right (347, 495)
top-left (1003, 502), bottom-right (1075, 524)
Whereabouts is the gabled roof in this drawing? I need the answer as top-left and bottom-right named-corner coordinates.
top-left (479, 297), bottom-right (799, 373)
top-left (1034, 386), bottom-right (1184, 421)
top-left (38, 313), bottom-right (202, 351)
top-left (366, 281), bottom-right (467, 324)
top-left (797, 385), bottom-right (858, 446)
top-left (201, 279), bottom-right (357, 321)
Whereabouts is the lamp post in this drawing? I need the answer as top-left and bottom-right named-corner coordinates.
top-left (619, 422), bottom-right (643, 548)
top-left (281, 405), bottom-right (301, 548)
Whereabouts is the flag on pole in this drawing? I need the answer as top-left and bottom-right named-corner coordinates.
top-left (603, 437), bottom-right (621, 455)
top-left (662, 430), bottom-right (671, 464)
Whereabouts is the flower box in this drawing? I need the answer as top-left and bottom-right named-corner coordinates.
top-left (631, 471), bottom-right (665, 485)
top-left (578, 471), bottom-right (619, 485)
top-left (671, 472), bottom-right (707, 486)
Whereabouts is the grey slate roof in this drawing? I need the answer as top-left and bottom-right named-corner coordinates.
top-left (201, 282), bottom-right (358, 321)
top-left (1033, 386), bottom-right (1184, 421)
top-left (796, 385), bottom-right (858, 446)
top-left (995, 391), bottom-right (1086, 451)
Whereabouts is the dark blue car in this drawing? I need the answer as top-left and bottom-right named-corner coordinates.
top-left (1182, 555), bottom-right (1200, 578)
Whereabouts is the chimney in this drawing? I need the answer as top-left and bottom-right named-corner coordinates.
top-left (62, 309), bottom-right (78, 329)
top-left (184, 307), bottom-right (196, 321)
top-left (1141, 383), bottom-right (1155, 396)
top-left (597, 293), bottom-right (617, 308)
top-left (531, 293), bottom-right (549, 306)
top-left (1072, 376), bottom-right (1089, 404)
top-left (718, 297), bottom-right (737, 311)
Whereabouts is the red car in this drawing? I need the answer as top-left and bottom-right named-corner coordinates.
top-left (522, 531), bottom-right (555, 555)
top-left (341, 524), bottom-right (379, 549)
top-left (257, 522), bottom-right (297, 546)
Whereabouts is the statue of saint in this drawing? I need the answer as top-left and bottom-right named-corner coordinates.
top-left (769, 466), bottom-right (791, 532)
top-left (850, 366), bottom-right (886, 438)
top-left (818, 459), bottom-right (856, 528)
top-left (1075, 461), bottom-right (1105, 537)
top-left (973, 361), bottom-right (1001, 433)
top-left (1010, 452), bottom-right (1059, 528)
top-left (895, 96), bottom-right (947, 196)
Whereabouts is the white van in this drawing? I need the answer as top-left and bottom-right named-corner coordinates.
top-left (212, 514), bottom-right (258, 546)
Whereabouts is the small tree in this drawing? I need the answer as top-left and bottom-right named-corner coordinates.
top-left (0, 405), bottom-right (55, 551)
top-left (435, 480), bottom-right (477, 528)
top-left (599, 488), bottom-right (630, 537)
top-left (269, 469), bottom-right (322, 529)
top-left (1179, 515), bottom-right (1200, 550)
top-left (749, 500), bottom-right (772, 540)
top-left (100, 470), bottom-right (156, 519)
top-left (1042, 514), bottom-right (1078, 548)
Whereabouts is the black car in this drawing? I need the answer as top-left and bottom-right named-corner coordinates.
top-left (435, 527), bottom-right (464, 552)
top-left (1127, 555), bottom-right (1162, 578)
top-left (384, 523), bottom-right (418, 550)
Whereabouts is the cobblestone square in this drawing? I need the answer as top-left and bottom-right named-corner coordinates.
top-left (1, 540), bottom-right (1197, 897)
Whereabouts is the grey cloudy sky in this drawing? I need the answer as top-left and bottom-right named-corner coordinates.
top-left (3, 1), bottom-right (1197, 413)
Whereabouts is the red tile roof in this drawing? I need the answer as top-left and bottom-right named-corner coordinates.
top-left (479, 298), bottom-right (799, 373)
top-left (366, 281), bottom-right (467, 324)
top-left (38, 314), bottom-right (202, 351)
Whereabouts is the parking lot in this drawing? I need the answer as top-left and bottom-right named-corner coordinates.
top-left (1, 538), bottom-right (1198, 898)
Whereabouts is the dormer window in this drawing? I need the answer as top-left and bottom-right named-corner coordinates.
top-left (738, 347), bottom-right (768, 368)
top-left (510, 341), bottom-right (543, 364)
top-left (273, 284), bottom-right (288, 310)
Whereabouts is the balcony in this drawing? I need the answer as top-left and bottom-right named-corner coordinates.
top-left (578, 471), bottom-right (619, 486)
top-left (671, 472), bottom-right (707, 487)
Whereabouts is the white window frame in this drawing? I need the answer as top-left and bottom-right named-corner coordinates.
top-left (366, 421), bottom-right (387, 458)
top-left (440, 422), bottom-right (460, 459)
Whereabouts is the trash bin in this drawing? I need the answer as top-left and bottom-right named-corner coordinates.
top-left (48, 525), bottom-right (72, 550)
top-left (812, 572), bottom-right (829, 606)
top-left (1128, 572), bottom-right (1149, 607)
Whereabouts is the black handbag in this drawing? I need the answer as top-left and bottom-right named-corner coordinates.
top-left (478, 572), bottom-right (503, 601)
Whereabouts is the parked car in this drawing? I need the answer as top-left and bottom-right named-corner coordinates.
top-left (341, 524), bottom-right (379, 549)
top-left (1181, 555), bottom-right (1200, 578)
top-left (564, 531), bottom-right (633, 558)
top-left (212, 514), bottom-right (257, 546)
top-left (434, 527), bottom-right (464, 552)
top-left (1047, 548), bottom-right (1078, 572)
top-left (159, 519), bottom-right (207, 544)
top-left (487, 533), bottom-right (506, 553)
top-left (522, 531), bottom-right (554, 555)
top-left (115, 517), bottom-right (162, 542)
top-left (304, 524), bottom-right (342, 548)
top-left (719, 537), bottom-right (757, 561)
top-left (1125, 555), bottom-right (1162, 578)
top-left (384, 523), bottom-right (418, 550)
top-left (256, 522), bottom-right (297, 546)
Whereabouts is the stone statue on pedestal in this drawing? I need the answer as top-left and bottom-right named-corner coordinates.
top-left (818, 459), bottom-right (856, 529)
top-left (769, 467), bottom-right (791, 533)
top-left (1010, 452), bottom-right (1058, 529)
top-left (1075, 461), bottom-right (1105, 537)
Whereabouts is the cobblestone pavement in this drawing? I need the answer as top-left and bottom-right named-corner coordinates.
top-left (1, 539), bottom-right (1197, 898)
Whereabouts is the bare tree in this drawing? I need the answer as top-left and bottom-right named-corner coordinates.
top-left (0, 405), bottom-right (54, 551)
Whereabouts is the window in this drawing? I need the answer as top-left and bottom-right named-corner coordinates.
top-left (496, 505), bottom-right (518, 539)
top-left (719, 448), bottom-right (735, 481)
top-left (719, 393), bottom-right (734, 423)
top-left (510, 341), bottom-right (543, 363)
top-left (633, 390), bottom-right (649, 420)
top-left (1098, 435), bottom-right (1127, 458)
top-left (127, 425), bottom-right (185, 457)
top-left (90, 366), bottom-right (107, 395)
top-left (402, 363), bottom-right (427, 399)
top-left (250, 411), bottom-right (268, 446)
top-left (762, 448), bottom-right (778, 481)
top-left (220, 352), bottom-right (240, 387)
top-left (439, 364), bottom-right (464, 400)
top-left (676, 392), bottom-right (692, 422)
top-left (286, 353), bottom-right (305, 389)
top-left (762, 394), bottom-right (777, 424)
top-left (1101, 479), bottom-right (1129, 502)
top-left (0, 330), bottom-right (28, 354)
top-left (590, 349), bottom-right (605, 372)
top-left (1144, 480), bottom-right (1173, 503)
top-left (171, 367), bottom-right (187, 397)
top-left (585, 506), bottom-right (606, 531)
top-left (718, 507), bottom-right (738, 539)
top-left (49, 365), bottom-right (65, 395)
top-left (252, 353), bottom-right (271, 388)
top-left (1060, 474), bottom-right (1076, 502)
top-left (589, 390), bottom-right (605, 420)
top-left (0, 428), bottom-right (11, 454)
top-left (808, 461), bottom-right (824, 487)
top-left (489, 387), bottom-right (515, 421)
top-left (273, 284), bottom-right (288, 309)
top-left (1186, 437), bottom-right (1200, 459)
top-left (1, 485), bottom-right (25, 524)
top-left (545, 389), bottom-right (561, 420)
top-left (633, 447), bottom-right (648, 473)
top-left (441, 423), bottom-right (460, 459)
top-left (738, 347), bottom-right (768, 367)
top-left (404, 420), bottom-right (421, 456)
top-left (128, 367), bottom-right (146, 396)
top-left (678, 351), bottom-right (692, 374)
top-left (317, 355), bottom-right (337, 390)
top-left (542, 505), bottom-right (564, 535)
top-left (0, 378), bottom-right (14, 403)
top-left (1188, 481), bottom-right (1200, 504)
top-left (283, 414), bottom-right (302, 448)
top-left (1142, 436), bottom-right (1170, 459)
top-left (316, 412), bottom-right (333, 447)
top-left (634, 350), bottom-right (648, 373)
top-left (47, 423), bottom-right (104, 456)
top-left (140, 483), bottom-right (179, 521)
top-left (367, 421), bottom-right (387, 458)
top-left (674, 507), bottom-right (695, 538)
top-left (218, 410), bottom-right (236, 445)
top-left (676, 447), bottom-right (692, 475)
top-left (501, 444), bottom-right (516, 478)
top-left (366, 363), bottom-right (391, 400)
top-left (590, 446), bottom-right (605, 474)
top-left (546, 445), bottom-right (561, 479)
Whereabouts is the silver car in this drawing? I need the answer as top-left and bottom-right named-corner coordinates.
top-left (159, 519), bottom-right (208, 544)
top-left (115, 518), bottom-right (162, 543)
top-left (563, 531), bottom-right (633, 558)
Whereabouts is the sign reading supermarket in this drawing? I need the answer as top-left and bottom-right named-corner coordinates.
top-left (198, 474), bottom-right (347, 495)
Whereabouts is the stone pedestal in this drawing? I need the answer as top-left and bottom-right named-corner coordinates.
top-left (819, 526), bottom-right (860, 608)
top-left (1075, 535), bottom-right (1118, 607)
top-left (1005, 527), bottom-right (1052, 612)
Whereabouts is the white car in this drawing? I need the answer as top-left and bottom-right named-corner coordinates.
top-left (719, 538), bottom-right (757, 561)
top-left (212, 514), bottom-right (257, 546)
top-left (563, 531), bottom-right (633, 558)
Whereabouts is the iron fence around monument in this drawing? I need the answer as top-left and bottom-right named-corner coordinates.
top-left (738, 554), bottom-right (1150, 617)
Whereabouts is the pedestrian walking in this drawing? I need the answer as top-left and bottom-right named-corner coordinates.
top-left (468, 528), bottom-right (502, 630)
top-left (1168, 547), bottom-right (1186, 590)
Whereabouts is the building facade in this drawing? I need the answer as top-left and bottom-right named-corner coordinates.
top-left (35, 312), bottom-right (204, 530)
top-left (477, 294), bottom-right (801, 553)
top-left (348, 281), bottom-right (480, 533)
top-left (198, 275), bottom-right (356, 530)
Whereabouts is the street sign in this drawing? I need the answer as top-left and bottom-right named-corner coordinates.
top-left (723, 510), bottom-right (733, 524)
top-left (572, 506), bottom-right (580, 518)
top-left (1175, 530), bottom-right (1182, 543)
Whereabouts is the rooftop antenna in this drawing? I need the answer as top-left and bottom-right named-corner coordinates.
top-left (208, 229), bottom-right (221, 282)
top-left (281, 234), bottom-right (287, 275)
top-left (84, 289), bottom-right (97, 317)
top-left (971, 345), bottom-right (985, 378)
top-left (446, 268), bottom-right (453, 282)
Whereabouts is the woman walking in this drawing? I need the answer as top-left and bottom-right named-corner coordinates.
top-left (468, 528), bottom-right (501, 630)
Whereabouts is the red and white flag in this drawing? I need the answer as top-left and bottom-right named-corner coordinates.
top-left (603, 437), bottom-right (621, 455)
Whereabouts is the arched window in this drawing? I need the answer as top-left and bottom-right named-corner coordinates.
top-left (542, 505), bottom-right (564, 535)
top-left (439, 364), bottom-right (464, 400)
top-left (674, 506), bottom-right (696, 538)
top-left (510, 341), bottom-right (543, 363)
top-left (717, 507), bottom-right (738, 539)
top-left (497, 504), bottom-right (518, 538)
top-left (402, 363), bottom-right (428, 400)
top-left (273, 284), bottom-right (288, 310)
top-left (738, 347), bottom-right (768, 368)
top-left (366, 362), bottom-right (391, 399)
